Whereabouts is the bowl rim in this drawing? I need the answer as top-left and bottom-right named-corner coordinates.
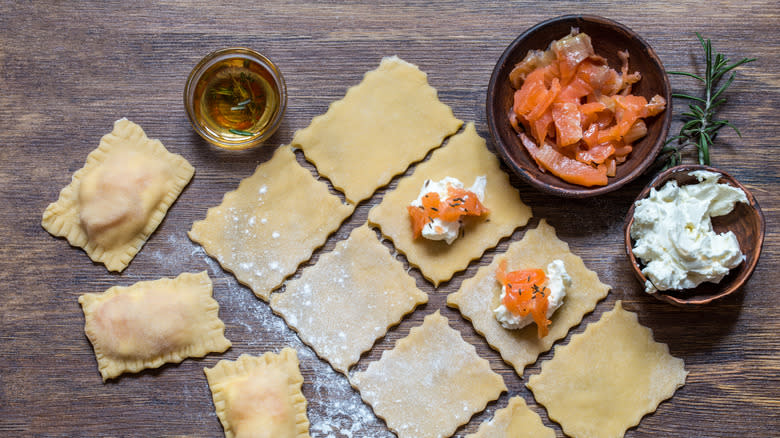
top-left (183, 47), bottom-right (287, 151)
top-left (623, 164), bottom-right (766, 307)
top-left (486, 14), bottom-right (672, 198)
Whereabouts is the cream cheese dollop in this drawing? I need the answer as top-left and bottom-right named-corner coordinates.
top-left (409, 176), bottom-right (486, 244)
top-left (493, 259), bottom-right (570, 330)
top-left (630, 170), bottom-right (748, 294)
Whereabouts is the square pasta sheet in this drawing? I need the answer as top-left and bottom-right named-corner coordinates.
top-left (188, 145), bottom-right (354, 301)
top-left (527, 301), bottom-right (687, 438)
top-left (270, 224), bottom-right (428, 374)
top-left (78, 271), bottom-right (230, 381)
top-left (447, 219), bottom-right (610, 376)
top-left (351, 311), bottom-right (506, 438)
top-left (42, 118), bottom-right (194, 272)
top-left (292, 55), bottom-right (462, 203)
top-left (368, 122), bottom-right (532, 286)
top-left (466, 396), bottom-right (555, 438)
top-left (204, 348), bottom-right (310, 438)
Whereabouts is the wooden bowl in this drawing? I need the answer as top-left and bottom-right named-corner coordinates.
top-left (624, 165), bottom-right (765, 307)
top-left (486, 15), bottom-right (672, 197)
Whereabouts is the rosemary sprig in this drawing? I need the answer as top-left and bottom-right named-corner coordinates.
top-left (657, 33), bottom-right (755, 169)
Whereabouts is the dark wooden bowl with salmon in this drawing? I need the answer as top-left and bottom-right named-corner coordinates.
top-left (486, 15), bottom-right (672, 198)
top-left (624, 164), bottom-right (766, 307)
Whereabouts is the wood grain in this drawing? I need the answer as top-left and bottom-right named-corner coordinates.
top-left (1, 1), bottom-right (778, 437)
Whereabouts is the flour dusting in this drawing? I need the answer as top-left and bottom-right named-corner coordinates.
top-left (154, 232), bottom-right (390, 436)
top-left (147, 232), bottom-right (202, 269)
top-left (305, 358), bottom-right (391, 438)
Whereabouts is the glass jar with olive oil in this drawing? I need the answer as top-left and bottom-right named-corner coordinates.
top-left (185, 48), bottom-right (286, 150)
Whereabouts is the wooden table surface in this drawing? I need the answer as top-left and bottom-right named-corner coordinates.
top-left (1, 1), bottom-right (778, 437)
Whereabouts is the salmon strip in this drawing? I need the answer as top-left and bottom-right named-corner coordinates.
top-left (508, 29), bottom-right (666, 186)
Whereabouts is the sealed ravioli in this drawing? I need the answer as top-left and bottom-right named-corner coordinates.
top-left (42, 118), bottom-right (194, 272)
top-left (78, 271), bottom-right (230, 381)
top-left (189, 145), bottom-right (354, 301)
top-left (292, 56), bottom-right (462, 203)
top-left (447, 220), bottom-right (610, 377)
top-left (527, 301), bottom-right (687, 438)
top-left (270, 224), bottom-right (427, 374)
top-left (204, 348), bottom-right (310, 438)
top-left (369, 123), bottom-right (532, 285)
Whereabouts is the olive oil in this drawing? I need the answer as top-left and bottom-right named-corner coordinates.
top-left (185, 48), bottom-right (286, 150)
top-left (193, 57), bottom-right (279, 140)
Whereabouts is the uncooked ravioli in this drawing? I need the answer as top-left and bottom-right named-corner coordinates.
top-left (188, 145), bottom-right (354, 301)
top-left (527, 301), bottom-right (687, 438)
top-left (368, 122), bottom-right (532, 286)
top-left (270, 224), bottom-right (427, 374)
top-left (350, 311), bottom-right (505, 438)
top-left (292, 56), bottom-right (463, 203)
top-left (204, 348), bottom-right (310, 438)
top-left (78, 271), bottom-right (231, 381)
top-left (447, 219), bottom-right (610, 377)
top-left (42, 118), bottom-right (194, 272)
top-left (466, 396), bottom-right (555, 438)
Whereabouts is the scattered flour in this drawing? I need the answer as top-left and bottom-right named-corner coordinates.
top-left (146, 232), bottom-right (202, 270)
top-left (306, 361), bottom-right (391, 438)
top-left (150, 232), bottom-right (390, 437)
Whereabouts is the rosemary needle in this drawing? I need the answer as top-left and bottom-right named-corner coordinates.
top-left (229, 128), bottom-right (254, 136)
top-left (657, 33), bottom-right (755, 169)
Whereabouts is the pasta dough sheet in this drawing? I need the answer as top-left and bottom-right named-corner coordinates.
top-left (527, 301), bottom-right (687, 438)
top-left (368, 122), bottom-right (532, 286)
top-left (270, 224), bottom-right (428, 374)
top-left (447, 219), bottom-right (610, 376)
top-left (189, 145), bottom-right (354, 301)
top-left (292, 55), bottom-right (462, 203)
top-left (42, 118), bottom-right (194, 272)
top-left (78, 271), bottom-right (230, 381)
top-left (466, 396), bottom-right (555, 438)
top-left (351, 311), bottom-right (506, 438)
top-left (204, 348), bottom-right (310, 438)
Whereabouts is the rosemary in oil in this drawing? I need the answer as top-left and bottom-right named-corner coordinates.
top-left (193, 57), bottom-right (280, 140)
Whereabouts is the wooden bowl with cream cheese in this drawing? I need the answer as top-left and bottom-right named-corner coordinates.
top-left (624, 164), bottom-right (765, 307)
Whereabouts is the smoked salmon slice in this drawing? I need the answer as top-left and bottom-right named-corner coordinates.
top-left (496, 259), bottom-right (552, 338)
top-left (509, 28), bottom-right (666, 187)
top-left (521, 133), bottom-right (608, 187)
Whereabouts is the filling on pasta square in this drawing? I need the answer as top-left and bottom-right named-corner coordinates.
top-left (368, 123), bottom-right (532, 286)
top-left (447, 220), bottom-right (610, 377)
